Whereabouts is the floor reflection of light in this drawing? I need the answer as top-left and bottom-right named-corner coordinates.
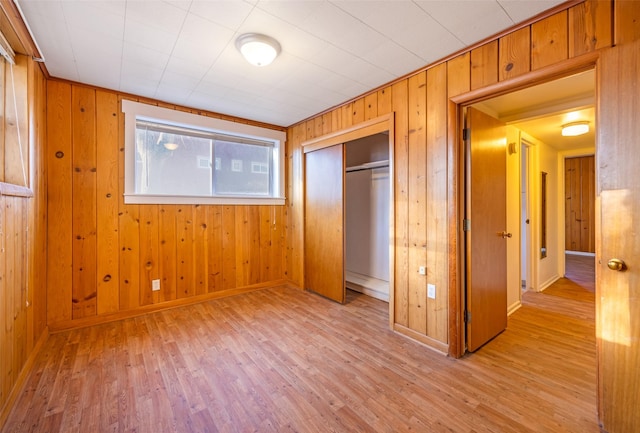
top-left (599, 189), bottom-right (631, 347)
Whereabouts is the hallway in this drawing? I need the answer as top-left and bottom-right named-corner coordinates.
top-left (474, 252), bottom-right (597, 429)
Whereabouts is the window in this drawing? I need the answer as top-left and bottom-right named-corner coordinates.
top-left (251, 162), bottom-right (269, 174)
top-left (122, 100), bottom-right (285, 205)
top-left (231, 159), bottom-right (243, 172)
top-left (197, 157), bottom-right (210, 169)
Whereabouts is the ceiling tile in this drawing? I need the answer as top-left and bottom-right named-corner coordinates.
top-left (61, 1), bottom-right (125, 40)
top-left (299, 2), bottom-right (366, 47)
top-left (118, 68), bottom-right (161, 100)
top-left (125, 1), bottom-right (187, 34)
top-left (255, 1), bottom-right (323, 27)
top-left (361, 39), bottom-right (426, 77)
top-left (123, 1), bottom-right (188, 54)
top-left (498, 0), bottom-right (565, 23)
top-left (393, 17), bottom-right (464, 63)
top-left (333, 0), bottom-right (431, 41)
top-left (69, 28), bottom-right (122, 70)
top-left (123, 21), bottom-right (179, 55)
top-left (188, 0), bottom-right (254, 30)
top-left (169, 14), bottom-right (235, 73)
top-left (75, 55), bottom-right (121, 90)
top-left (122, 42), bottom-right (170, 71)
top-left (121, 61), bottom-right (164, 87)
top-left (17, 2), bottom-right (72, 61)
top-left (417, 1), bottom-right (513, 45)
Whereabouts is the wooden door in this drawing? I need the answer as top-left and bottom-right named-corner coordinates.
top-left (304, 144), bottom-right (345, 303)
top-left (565, 155), bottom-right (595, 253)
top-left (466, 107), bottom-right (508, 352)
top-left (597, 40), bottom-right (640, 433)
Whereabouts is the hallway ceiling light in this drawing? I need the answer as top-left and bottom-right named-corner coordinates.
top-left (561, 121), bottom-right (589, 137)
top-left (235, 33), bottom-right (281, 67)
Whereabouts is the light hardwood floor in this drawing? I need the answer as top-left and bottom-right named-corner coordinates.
top-left (2, 258), bottom-right (597, 432)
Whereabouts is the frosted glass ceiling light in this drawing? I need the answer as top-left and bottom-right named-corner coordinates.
top-left (561, 121), bottom-right (590, 137)
top-left (236, 33), bottom-right (281, 67)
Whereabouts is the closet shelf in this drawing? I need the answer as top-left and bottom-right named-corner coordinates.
top-left (345, 159), bottom-right (389, 172)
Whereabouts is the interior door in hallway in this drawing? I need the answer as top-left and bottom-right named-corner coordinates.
top-left (565, 155), bottom-right (595, 253)
top-left (465, 107), bottom-right (508, 352)
top-left (597, 39), bottom-right (640, 433)
top-left (304, 144), bottom-right (345, 303)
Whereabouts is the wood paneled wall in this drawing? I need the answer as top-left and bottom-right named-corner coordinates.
top-left (0, 54), bottom-right (47, 423)
top-left (285, 0), bottom-right (622, 351)
top-left (565, 155), bottom-right (595, 252)
top-left (45, 83), bottom-right (287, 330)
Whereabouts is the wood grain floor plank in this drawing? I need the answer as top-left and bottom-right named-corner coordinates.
top-left (2, 256), bottom-right (597, 432)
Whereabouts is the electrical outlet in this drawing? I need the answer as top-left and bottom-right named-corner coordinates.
top-left (418, 266), bottom-right (426, 275)
top-left (427, 283), bottom-right (436, 299)
top-left (152, 279), bottom-right (161, 291)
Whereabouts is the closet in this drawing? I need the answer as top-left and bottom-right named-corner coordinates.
top-left (303, 114), bottom-right (394, 305)
top-left (345, 134), bottom-right (390, 302)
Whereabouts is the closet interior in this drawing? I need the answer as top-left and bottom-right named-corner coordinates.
top-left (345, 133), bottom-right (390, 302)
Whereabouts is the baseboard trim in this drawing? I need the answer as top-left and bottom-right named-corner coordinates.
top-left (565, 250), bottom-right (595, 257)
top-left (0, 327), bottom-right (50, 429)
top-left (345, 271), bottom-right (389, 302)
top-left (508, 301), bottom-right (522, 316)
top-left (48, 280), bottom-right (290, 333)
top-left (539, 275), bottom-right (561, 292)
top-left (393, 324), bottom-right (448, 355)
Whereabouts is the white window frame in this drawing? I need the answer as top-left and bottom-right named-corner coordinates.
top-left (197, 156), bottom-right (210, 169)
top-left (122, 100), bottom-right (286, 205)
top-left (251, 161), bottom-right (269, 174)
top-left (231, 159), bottom-right (243, 172)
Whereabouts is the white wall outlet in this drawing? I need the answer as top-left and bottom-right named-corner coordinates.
top-left (152, 279), bottom-right (161, 291)
top-left (418, 266), bottom-right (426, 275)
top-left (427, 283), bottom-right (436, 299)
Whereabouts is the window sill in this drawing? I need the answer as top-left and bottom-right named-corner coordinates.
top-left (123, 194), bottom-right (286, 206)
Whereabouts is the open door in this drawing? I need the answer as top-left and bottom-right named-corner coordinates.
top-left (597, 39), bottom-right (640, 433)
top-left (304, 144), bottom-right (345, 303)
top-left (465, 107), bottom-right (508, 352)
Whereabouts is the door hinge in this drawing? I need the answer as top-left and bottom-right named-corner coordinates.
top-left (463, 128), bottom-right (470, 141)
top-left (464, 310), bottom-right (471, 323)
top-left (463, 219), bottom-right (471, 231)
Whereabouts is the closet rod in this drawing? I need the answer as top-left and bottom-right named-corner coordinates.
top-left (345, 160), bottom-right (389, 173)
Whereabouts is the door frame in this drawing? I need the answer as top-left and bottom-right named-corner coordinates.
top-left (560, 151), bottom-right (597, 278)
top-left (520, 138), bottom-right (534, 293)
top-left (301, 114), bottom-right (396, 327)
top-left (448, 52), bottom-right (600, 358)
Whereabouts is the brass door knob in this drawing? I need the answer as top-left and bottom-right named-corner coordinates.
top-left (501, 231), bottom-right (512, 238)
top-left (607, 258), bottom-right (626, 271)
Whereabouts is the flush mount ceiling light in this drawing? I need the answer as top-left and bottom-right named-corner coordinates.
top-left (561, 121), bottom-right (590, 137)
top-left (235, 33), bottom-right (281, 67)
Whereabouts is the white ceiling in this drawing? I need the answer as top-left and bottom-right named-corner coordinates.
top-left (475, 70), bottom-right (595, 151)
top-left (16, 0), bottom-right (566, 127)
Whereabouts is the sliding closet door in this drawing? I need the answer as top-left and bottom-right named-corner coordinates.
top-left (304, 144), bottom-right (345, 303)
